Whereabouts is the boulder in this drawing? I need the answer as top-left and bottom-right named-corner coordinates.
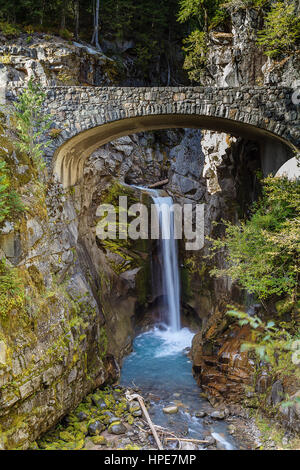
top-left (88, 421), bottom-right (105, 436)
top-left (163, 406), bottom-right (178, 414)
top-left (210, 410), bottom-right (226, 420)
top-left (108, 422), bottom-right (127, 435)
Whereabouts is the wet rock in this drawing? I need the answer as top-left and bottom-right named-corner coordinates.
top-left (210, 410), bottom-right (226, 419)
top-left (108, 416), bottom-right (120, 424)
top-left (129, 401), bottom-right (142, 417)
top-left (108, 422), bottom-right (127, 435)
top-left (195, 411), bottom-right (206, 418)
top-left (163, 406), bottom-right (178, 414)
top-left (77, 412), bottom-right (88, 422)
top-left (88, 421), bottom-right (105, 436)
top-left (192, 322), bottom-right (254, 404)
top-left (255, 372), bottom-right (272, 393)
top-left (269, 381), bottom-right (284, 406)
top-left (279, 391), bottom-right (300, 433)
top-left (113, 391), bottom-right (122, 401)
top-left (205, 436), bottom-right (216, 446)
top-left (228, 424), bottom-right (236, 435)
top-left (181, 442), bottom-right (198, 450)
top-left (92, 396), bottom-right (107, 410)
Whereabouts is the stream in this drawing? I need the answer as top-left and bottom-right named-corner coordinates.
top-left (121, 325), bottom-right (240, 450)
top-left (120, 188), bottom-right (242, 450)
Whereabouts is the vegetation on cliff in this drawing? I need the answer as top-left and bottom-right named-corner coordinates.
top-left (211, 176), bottom-right (300, 302)
top-left (210, 174), bottom-right (300, 413)
top-left (0, 1), bottom-right (299, 83)
top-left (178, 0), bottom-right (300, 80)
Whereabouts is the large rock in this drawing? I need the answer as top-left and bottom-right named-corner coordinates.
top-left (88, 421), bottom-right (105, 436)
top-left (163, 406), bottom-right (178, 414)
top-left (108, 422), bottom-right (127, 435)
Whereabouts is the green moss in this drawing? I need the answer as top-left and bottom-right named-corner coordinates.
top-left (126, 415), bottom-right (134, 425)
top-left (180, 266), bottom-right (191, 303)
top-left (135, 262), bottom-right (151, 306)
top-left (124, 444), bottom-right (141, 450)
top-left (98, 327), bottom-right (108, 360)
top-left (91, 435), bottom-right (106, 445)
top-left (59, 430), bottom-right (74, 442)
top-left (0, 259), bottom-right (26, 324)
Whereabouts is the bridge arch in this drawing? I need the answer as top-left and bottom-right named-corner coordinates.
top-left (53, 113), bottom-right (298, 188)
top-left (6, 86), bottom-right (297, 187)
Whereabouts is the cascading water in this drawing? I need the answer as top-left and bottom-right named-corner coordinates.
top-left (120, 185), bottom-right (238, 450)
top-left (151, 192), bottom-right (181, 332)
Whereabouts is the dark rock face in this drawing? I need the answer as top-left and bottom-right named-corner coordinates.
top-left (270, 381), bottom-right (285, 407)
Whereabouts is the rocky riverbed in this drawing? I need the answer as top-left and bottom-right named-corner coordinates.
top-left (31, 384), bottom-right (242, 451)
top-left (32, 326), bottom-right (300, 452)
top-left (32, 382), bottom-right (300, 451)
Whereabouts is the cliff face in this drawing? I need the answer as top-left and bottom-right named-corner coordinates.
top-left (203, 7), bottom-right (299, 89)
top-left (0, 128), bottom-right (118, 449)
top-left (0, 33), bottom-right (121, 89)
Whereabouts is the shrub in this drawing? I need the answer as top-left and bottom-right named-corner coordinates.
top-left (209, 176), bottom-right (300, 301)
top-left (257, 1), bottom-right (300, 57)
top-left (0, 21), bottom-right (21, 38)
top-left (0, 259), bottom-right (25, 320)
top-left (0, 159), bottom-right (24, 224)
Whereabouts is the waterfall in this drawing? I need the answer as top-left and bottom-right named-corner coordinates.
top-left (151, 192), bottom-right (181, 332)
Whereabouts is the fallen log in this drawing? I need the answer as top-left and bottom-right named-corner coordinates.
top-left (148, 179), bottom-right (169, 189)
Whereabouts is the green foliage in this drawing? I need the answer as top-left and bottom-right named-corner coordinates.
top-left (210, 177), bottom-right (300, 301)
top-left (257, 1), bottom-right (300, 58)
top-left (0, 259), bottom-right (25, 320)
top-left (178, 0), bottom-right (224, 31)
top-left (182, 30), bottom-right (208, 82)
top-left (0, 21), bottom-right (21, 37)
top-left (12, 78), bottom-right (52, 169)
top-left (0, 160), bottom-right (24, 224)
top-left (223, 0), bottom-right (269, 10)
top-left (177, 0), bottom-right (228, 82)
top-left (227, 308), bottom-right (300, 377)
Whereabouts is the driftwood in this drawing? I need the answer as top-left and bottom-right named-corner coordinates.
top-left (165, 437), bottom-right (209, 444)
top-left (126, 391), bottom-right (209, 450)
top-left (136, 395), bottom-right (164, 450)
top-left (148, 179), bottom-right (169, 189)
top-left (126, 392), bottom-right (164, 450)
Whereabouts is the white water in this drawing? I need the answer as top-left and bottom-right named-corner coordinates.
top-left (152, 192), bottom-right (181, 331)
top-left (131, 185), bottom-right (181, 331)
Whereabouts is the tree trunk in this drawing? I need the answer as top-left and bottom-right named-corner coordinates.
top-left (40, 0), bottom-right (45, 25)
top-left (61, 8), bottom-right (66, 30)
top-left (91, 0), bottom-right (103, 51)
top-left (94, 0), bottom-right (101, 50)
top-left (74, 0), bottom-right (79, 39)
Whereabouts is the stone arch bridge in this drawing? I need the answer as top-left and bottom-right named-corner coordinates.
top-left (6, 85), bottom-right (300, 187)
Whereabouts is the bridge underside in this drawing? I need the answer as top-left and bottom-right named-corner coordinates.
top-left (54, 114), bottom-right (295, 188)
